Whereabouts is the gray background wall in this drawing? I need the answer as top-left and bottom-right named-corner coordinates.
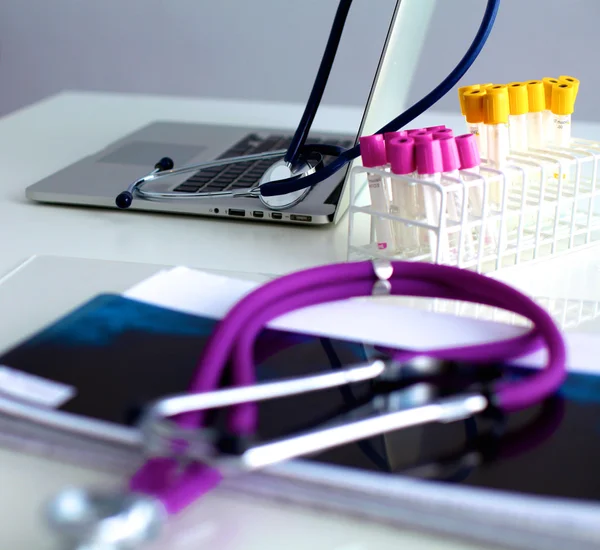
top-left (1, 0), bottom-right (598, 121)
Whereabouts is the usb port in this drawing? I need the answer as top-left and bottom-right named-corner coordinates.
top-left (290, 214), bottom-right (312, 223)
top-left (271, 212), bottom-right (283, 220)
top-left (228, 209), bottom-right (245, 217)
top-left (252, 211), bottom-right (264, 218)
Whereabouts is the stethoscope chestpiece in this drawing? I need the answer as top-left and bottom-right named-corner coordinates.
top-left (46, 487), bottom-right (165, 550)
top-left (257, 153), bottom-right (323, 211)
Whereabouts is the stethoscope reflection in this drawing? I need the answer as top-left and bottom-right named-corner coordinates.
top-left (398, 396), bottom-right (565, 483)
top-left (319, 338), bottom-right (566, 481)
top-left (224, 330), bottom-right (565, 482)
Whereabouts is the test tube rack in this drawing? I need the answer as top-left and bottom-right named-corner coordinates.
top-left (347, 138), bottom-right (600, 275)
top-left (388, 294), bottom-right (600, 332)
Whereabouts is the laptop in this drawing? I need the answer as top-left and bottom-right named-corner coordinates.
top-left (25, 0), bottom-right (436, 226)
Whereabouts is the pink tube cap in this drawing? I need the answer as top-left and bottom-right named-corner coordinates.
top-left (432, 128), bottom-right (454, 139)
top-left (406, 128), bottom-right (425, 136)
top-left (437, 136), bottom-right (460, 172)
top-left (359, 134), bottom-right (387, 168)
top-left (426, 125), bottom-right (446, 132)
top-left (455, 133), bottom-right (481, 169)
top-left (411, 130), bottom-right (433, 143)
top-left (388, 137), bottom-right (415, 175)
top-left (383, 131), bottom-right (408, 159)
top-left (416, 139), bottom-right (443, 175)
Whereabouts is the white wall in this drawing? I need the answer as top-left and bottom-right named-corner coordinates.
top-left (0, 0), bottom-right (396, 116)
top-left (412, 0), bottom-right (600, 122)
top-left (1, 0), bottom-right (599, 122)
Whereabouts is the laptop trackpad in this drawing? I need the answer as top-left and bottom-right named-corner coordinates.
top-left (97, 141), bottom-right (205, 167)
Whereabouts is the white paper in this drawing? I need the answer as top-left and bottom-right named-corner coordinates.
top-left (0, 365), bottom-right (76, 408)
top-left (124, 267), bottom-right (600, 375)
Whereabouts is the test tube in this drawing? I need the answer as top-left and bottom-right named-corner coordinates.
top-left (426, 125), bottom-right (446, 133)
top-left (383, 131), bottom-right (408, 159)
top-left (458, 85), bottom-right (480, 122)
top-left (415, 139), bottom-right (446, 261)
top-left (388, 137), bottom-right (420, 256)
top-left (432, 128), bottom-right (454, 139)
top-left (463, 89), bottom-right (487, 158)
top-left (382, 131), bottom-right (408, 200)
top-left (542, 77), bottom-right (559, 144)
top-left (438, 135), bottom-right (475, 259)
top-left (526, 80), bottom-right (545, 149)
top-left (484, 85), bottom-right (510, 233)
top-left (485, 85), bottom-right (510, 170)
top-left (359, 134), bottom-right (394, 251)
top-left (550, 81), bottom-right (576, 148)
top-left (507, 82), bottom-right (529, 152)
top-left (456, 133), bottom-right (496, 253)
top-left (559, 76), bottom-right (579, 100)
top-left (412, 130), bottom-right (434, 142)
top-left (456, 133), bottom-right (481, 175)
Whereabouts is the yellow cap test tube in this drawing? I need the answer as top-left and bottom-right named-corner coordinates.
top-left (484, 85), bottom-right (510, 209)
top-left (484, 84), bottom-right (510, 125)
top-left (458, 85), bottom-right (480, 115)
top-left (464, 89), bottom-right (487, 157)
top-left (542, 77), bottom-right (559, 143)
top-left (559, 75), bottom-right (579, 100)
top-left (526, 80), bottom-right (545, 148)
top-left (507, 82), bottom-right (529, 151)
top-left (550, 81), bottom-right (575, 148)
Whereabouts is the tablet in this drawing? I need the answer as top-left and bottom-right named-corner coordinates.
top-left (0, 294), bottom-right (599, 549)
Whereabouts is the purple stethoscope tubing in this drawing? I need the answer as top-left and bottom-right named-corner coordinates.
top-left (191, 261), bottom-right (565, 418)
top-left (132, 260), bottom-right (566, 514)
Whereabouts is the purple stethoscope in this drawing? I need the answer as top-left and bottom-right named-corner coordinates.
top-left (47, 259), bottom-right (566, 549)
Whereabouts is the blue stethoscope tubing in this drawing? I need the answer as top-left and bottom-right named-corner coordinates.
top-left (116, 0), bottom-right (500, 209)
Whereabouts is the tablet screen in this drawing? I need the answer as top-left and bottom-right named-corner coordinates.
top-left (1, 294), bottom-right (598, 503)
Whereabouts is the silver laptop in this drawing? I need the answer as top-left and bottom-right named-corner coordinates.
top-left (25, 0), bottom-right (436, 226)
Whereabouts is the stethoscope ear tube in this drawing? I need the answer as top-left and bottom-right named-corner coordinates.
top-left (115, 156), bottom-right (175, 209)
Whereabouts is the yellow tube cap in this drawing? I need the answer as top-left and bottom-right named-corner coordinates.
top-left (526, 80), bottom-right (545, 112)
top-left (458, 85), bottom-right (480, 115)
top-left (481, 83), bottom-right (494, 89)
top-left (484, 85), bottom-right (509, 124)
top-left (551, 82), bottom-right (575, 115)
top-left (464, 89), bottom-right (486, 123)
top-left (507, 82), bottom-right (529, 115)
top-left (542, 77), bottom-right (559, 110)
top-left (559, 75), bottom-right (580, 100)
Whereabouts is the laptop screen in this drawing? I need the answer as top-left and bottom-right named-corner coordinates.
top-left (327, 0), bottom-right (437, 221)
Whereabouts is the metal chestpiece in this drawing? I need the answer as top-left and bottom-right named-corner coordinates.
top-left (46, 488), bottom-right (165, 550)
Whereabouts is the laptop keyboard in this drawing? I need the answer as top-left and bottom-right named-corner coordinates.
top-left (173, 133), bottom-right (354, 194)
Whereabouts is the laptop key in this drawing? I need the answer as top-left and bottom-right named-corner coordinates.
top-left (238, 175), bottom-right (258, 185)
top-left (187, 173), bottom-right (213, 184)
top-left (173, 185), bottom-right (200, 193)
top-left (203, 184), bottom-right (229, 192)
top-left (212, 176), bottom-right (234, 187)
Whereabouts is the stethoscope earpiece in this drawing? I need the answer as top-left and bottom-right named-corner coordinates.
top-left (115, 157), bottom-right (176, 210)
top-left (115, 190), bottom-right (133, 209)
top-left (155, 157), bottom-right (174, 171)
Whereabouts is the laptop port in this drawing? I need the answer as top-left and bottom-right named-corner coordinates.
top-left (228, 209), bottom-right (245, 217)
top-left (252, 211), bottom-right (264, 218)
top-left (271, 212), bottom-right (283, 220)
top-left (290, 214), bottom-right (312, 222)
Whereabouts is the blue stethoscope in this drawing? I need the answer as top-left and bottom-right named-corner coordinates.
top-left (115, 0), bottom-right (500, 213)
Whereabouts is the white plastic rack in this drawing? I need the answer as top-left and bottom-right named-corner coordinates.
top-left (348, 138), bottom-right (600, 275)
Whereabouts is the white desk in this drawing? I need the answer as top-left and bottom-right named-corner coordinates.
top-left (1, 91), bottom-right (600, 549)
